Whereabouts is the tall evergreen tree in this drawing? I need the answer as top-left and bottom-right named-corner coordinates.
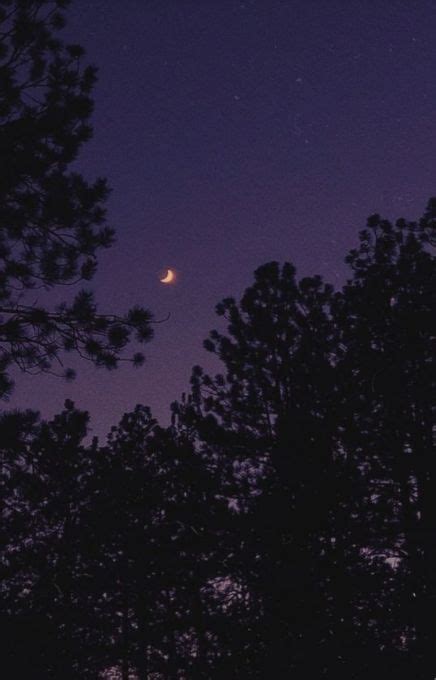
top-left (183, 263), bottom-right (354, 676)
top-left (0, 0), bottom-right (152, 396)
top-left (81, 403), bottom-right (227, 679)
top-left (183, 257), bottom-right (414, 677)
top-left (1, 401), bottom-right (102, 677)
top-left (335, 202), bottom-right (436, 676)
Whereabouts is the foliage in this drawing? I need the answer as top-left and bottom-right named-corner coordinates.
top-left (0, 0), bottom-right (153, 397)
top-left (4, 200), bottom-right (435, 676)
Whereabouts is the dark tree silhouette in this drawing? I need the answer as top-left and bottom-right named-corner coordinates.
top-left (183, 257), bottom-right (419, 676)
top-left (334, 203), bottom-right (436, 677)
top-left (0, 400), bottom-right (225, 677)
top-left (94, 404), bottom-right (229, 679)
top-left (2, 201), bottom-right (435, 678)
top-left (0, 401), bottom-right (103, 677)
top-left (0, 0), bottom-right (152, 397)
top-left (182, 263), bottom-right (363, 677)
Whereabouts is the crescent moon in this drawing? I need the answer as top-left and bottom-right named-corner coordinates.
top-left (160, 268), bottom-right (175, 284)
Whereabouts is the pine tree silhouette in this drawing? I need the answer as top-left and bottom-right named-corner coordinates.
top-left (0, 0), bottom-right (153, 396)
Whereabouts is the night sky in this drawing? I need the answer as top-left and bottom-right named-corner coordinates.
top-left (10, 0), bottom-right (436, 438)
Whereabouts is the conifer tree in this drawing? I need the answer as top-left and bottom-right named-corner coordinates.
top-left (1, 401), bottom-right (101, 677)
top-left (0, 0), bottom-right (152, 396)
top-left (335, 202), bottom-right (436, 675)
top-left (184, 263), bottom-right (351, 675)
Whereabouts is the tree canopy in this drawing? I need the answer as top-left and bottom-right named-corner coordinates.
top-left (3, 200), bottom-right (434, 677)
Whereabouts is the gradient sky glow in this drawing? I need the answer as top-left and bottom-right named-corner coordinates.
top-left (9, 0), bottom-right (436, 438)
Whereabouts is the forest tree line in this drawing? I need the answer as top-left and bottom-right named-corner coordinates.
top-left (0, 1), bottom-right (435, 678)
top-left (3, 210), bottom-right (436, 677)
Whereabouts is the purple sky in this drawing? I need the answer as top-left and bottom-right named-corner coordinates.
top-left (10, 0), bottom-right (436, 438)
